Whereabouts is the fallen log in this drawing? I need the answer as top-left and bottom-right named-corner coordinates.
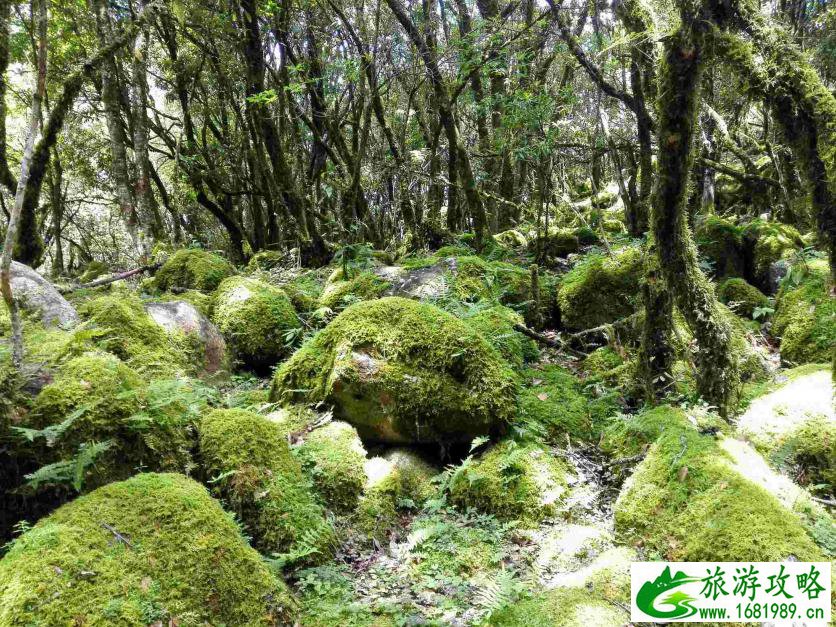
top-left (58, 261), bottom-right (162, 294)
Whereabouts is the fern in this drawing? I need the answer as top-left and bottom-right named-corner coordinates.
top-left (25, 440), bottom-right (114, 492)
top-left (13, 404), bottom-right (91, 446)
top-left (476, 570), bottom-right (525, 617)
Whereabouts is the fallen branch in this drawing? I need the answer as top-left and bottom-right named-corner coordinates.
top-left (59, 261), bottom-right (162, 293)
top-left (811, 496), bottom-right (836, 507)
top-left (512, 322), bottom-right (586, 357)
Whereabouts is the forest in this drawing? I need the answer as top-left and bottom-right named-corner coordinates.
top-left (0, 0), bottom-right (834, 623)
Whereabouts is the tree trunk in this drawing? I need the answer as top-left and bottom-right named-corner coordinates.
top-left (651, 10), bottom-right (738, 416)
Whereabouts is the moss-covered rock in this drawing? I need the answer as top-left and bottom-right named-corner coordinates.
top-left (557, 246), bottom-right (642, 330)
top-left (517, 365), bottom-right (617, 442)
top-left (153, 248), bottom-right (236, 293)
top-left (295, 421), bottom-right (368, 513)
top-left (447, 256), bottom-right (531, 305)
top-left (742, 219), bottom-right (804, 290)
top-left (355, 449), bottom-right (438, 539)
top-left (528, 228), bottom-right (580, 259)
top-left (464, 305), bottom-right (538, 369)
top-left (574, 226), bottom-right (600, 246)
top-left (212, 276), bottom-right (300, 370)
top-left (486, 587), bottom-right (627, 627)
top-left (318, 269), bottom-right (390, 311)
top-left (282, 272), bottom-right (326, 313)
top-left (145, 300), bottom-right (228, 374)
top-left (246, 249), bottom-right (286, 272)
top-left (77, 293), bottom-right (199, 376)
top-left (271, 297), bottom-right (518, 444)
top-left (613, 406), bottom-right (824, 561)
top-left (591, 190), bottom-right (618, 210)
top-left (717, 277), bottom-right (769, 318)
top-left (24, 353), bottom-right (195, 489)
top-left (8, 261), bottom-right (80, 328)
top-left (773, 258), bottom-right (835, 364)
top-left (449, 440), bottom-right (569, 524)
top-left (737, 366), bottom-right (834, 492)
top-left (493, 229), bottom-right (528, 249)
top-left (77, 259), bottom-right (109, 283)
top-left (198, 408), bottom-right (335, 564)
top-left (0, 473), bottom-right (296, 625)
top-left (695, 216), bottom-right (745, 279)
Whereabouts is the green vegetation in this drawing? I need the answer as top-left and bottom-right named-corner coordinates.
top-left (0, 473), bottom-right (296, 625)
top-left (486, 587), bottom-right (627, 626)
top-left (717, 277), bottom-right (769, 318)
top-left (449, 440), bottom-right (568, 524)
top-left (295, 421), bottom-right (368, 513)
top-left (198, 408), bottom-right (335, 564)
top-left (773, 258), bottom-right (835, 364)
top-left (557, 246), bottom-right (642, 330)
top-left (318, 269), bottom-right (391, 311)
top-left (695, 216), bottom-right (744, 279)
top-left (464, 305), bottom-right (538, 369)
top-left (212, 276), bottom-right (300, 369)
top-left (152, 249), bottom-right (236, 293)
top-left (742, 219), bottom-right (804, 286)
top-left (271, 297), bottom-right (518, 443)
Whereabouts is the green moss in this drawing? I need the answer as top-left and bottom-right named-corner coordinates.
top-left (773, 258), bottom-right (835, 364)
top-left (246, 250), bottom-right (285, 272)
top-left (613, 407), bottom-right (824, 561)
top-left (434, 244), bottom-right (474, 257)
top-left (282, 272), bottom-right (326, 313)
top-left (271, 298), bottom-right (518, 444)
top-left (591, 190), bottom-right (618, 209)
top-left (486, 587), bottom-right (627, 627)
top-left (77, 260), bottom-right (108, 283)
top-left (574, 226), bottom-right (600, 246)
top-left (517, 365), bottom-right (617, 442)
top-left (529, 228), bottom-right (579, 259)
top-left (212, 276), bottom-right (300, 369)
top-left (155, 289), bottom-right (213, 317)
top-left (25, 354), bottom-right (198, 490)
top-left (0, 473), bottom-right (296, 625)
top-left (447, 256), bottom-right (531, 306)
top-left (449, 440), bottom-right (568, 524)
top-left (557, 246), bottom-right (643, 330)
top-left (198, 408), bottom-right (335, 563)
top-left (742, 219), bottom-right (803, 285)
top-left (77, 293), bottom-right (196, 376)
top-left (464, 305), bottom-right (538, 369)
top-left (318, 270), bottom-right (390, 311)
top-left (493, 229), bottom-right (528, 249)
top-left (294, 421), bottom-right (368, 513)
top-left (355, 450), bottom-right (438, 539)
top-left (772, 416), bottom-right (836, 490)
top-left (717, 277), bottom-right (769, 318)
top-left (695, 216), bottom-right (745, 279)
top-left (153, 248), bottom-right (236, 293)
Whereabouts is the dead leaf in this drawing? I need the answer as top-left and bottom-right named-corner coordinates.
top-left (677, 466), bottom-right (689, 481)
top-left (532, 378), bottom-right (543, 386)
top-left (537, 393), bottom-right (549, 401)
top-left (141, 576), bottom-right (152, 592)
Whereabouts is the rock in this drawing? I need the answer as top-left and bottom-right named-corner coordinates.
top-left (211, 276), bottom-right (300, 370)
top-left (318, 268), bottom-right (390, 310)
top-left (198, 408), bottom-right (335, 564)
top-left (557, 246), bottom-right (642, 330)
top-left (8, 261), bottom-right (78, 328)
top-left (613, 405), bottom-right (825, 561)
top-left (0, 473), bottom-right (297, 625)
top-left (151, 248), bottom-right (236, 293)
top-left (464, 305), bottom-right (538, 369)
top-left (742, 219), bottom-right (804, 292)
top-left (449, 440), bottom-right (570, 524)
top-left (716, 277), bottom-right (769, 319)
top-left (773, 258), bottom-right (834, 364)
top-left (694, 216), bottom-right (745, 279)
top-left (145, 300), bottom-right (227, 374)
top-left (375, 260), bottom-right (453, 300)
top-left (766, 258), bottom-right (790, 295)
top-left (271, 297), bottom-right (518, 444)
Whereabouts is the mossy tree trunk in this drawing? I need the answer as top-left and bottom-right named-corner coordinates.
top-left (638, 237), bottom-right (675, 402)
top-left (708, 8), bottom-right (836, 288)
top-left (651, 5), bottom-right (739, 416)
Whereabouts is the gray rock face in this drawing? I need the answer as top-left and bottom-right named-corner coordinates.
top-left (9, 261), bottom-right (79, 328)
top-left (145, 301), bottom-right (227, 373)
top-left (765, 260), bottom-right (789, 295)
top-left (376, 258), bottom-right (455, 301)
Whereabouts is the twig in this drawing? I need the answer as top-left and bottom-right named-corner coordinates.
top-left (512, 322), bottom-right (586, 357)
top-left (811, 496), bottom-right (836, 507)
top-left (100, 522), bottom-right (132, 547)
top-left (59, 262), bottom-right (162, 293)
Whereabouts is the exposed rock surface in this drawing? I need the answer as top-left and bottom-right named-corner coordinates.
top-left (145, 300), bottom-right (227, 373)
top-left (9, 261), bottom-right (78, 327)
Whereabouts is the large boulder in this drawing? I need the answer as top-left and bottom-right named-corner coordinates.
top-left (152, 248), bottom-right (236, 293)
top-left (211, 276), bottom-right (300, 370)
top-left (8, 261), bottom-right (78, 327)
top-left (557, 246), bottom-right (642, 330)
top-left (742, 219), bottom-right (804, 292)
top-left (198, 408), bottom-right (335, 564)
top-left (145, 300), bottom-right (227, 374)
top-left (0, 473), bottom-right (296, 624)
top-left (773, 258), bottom-right (835, 365)
top-left (270, 297), bottom-right (518, 444)
top-left (694, 216), bottom-right (745, 279)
